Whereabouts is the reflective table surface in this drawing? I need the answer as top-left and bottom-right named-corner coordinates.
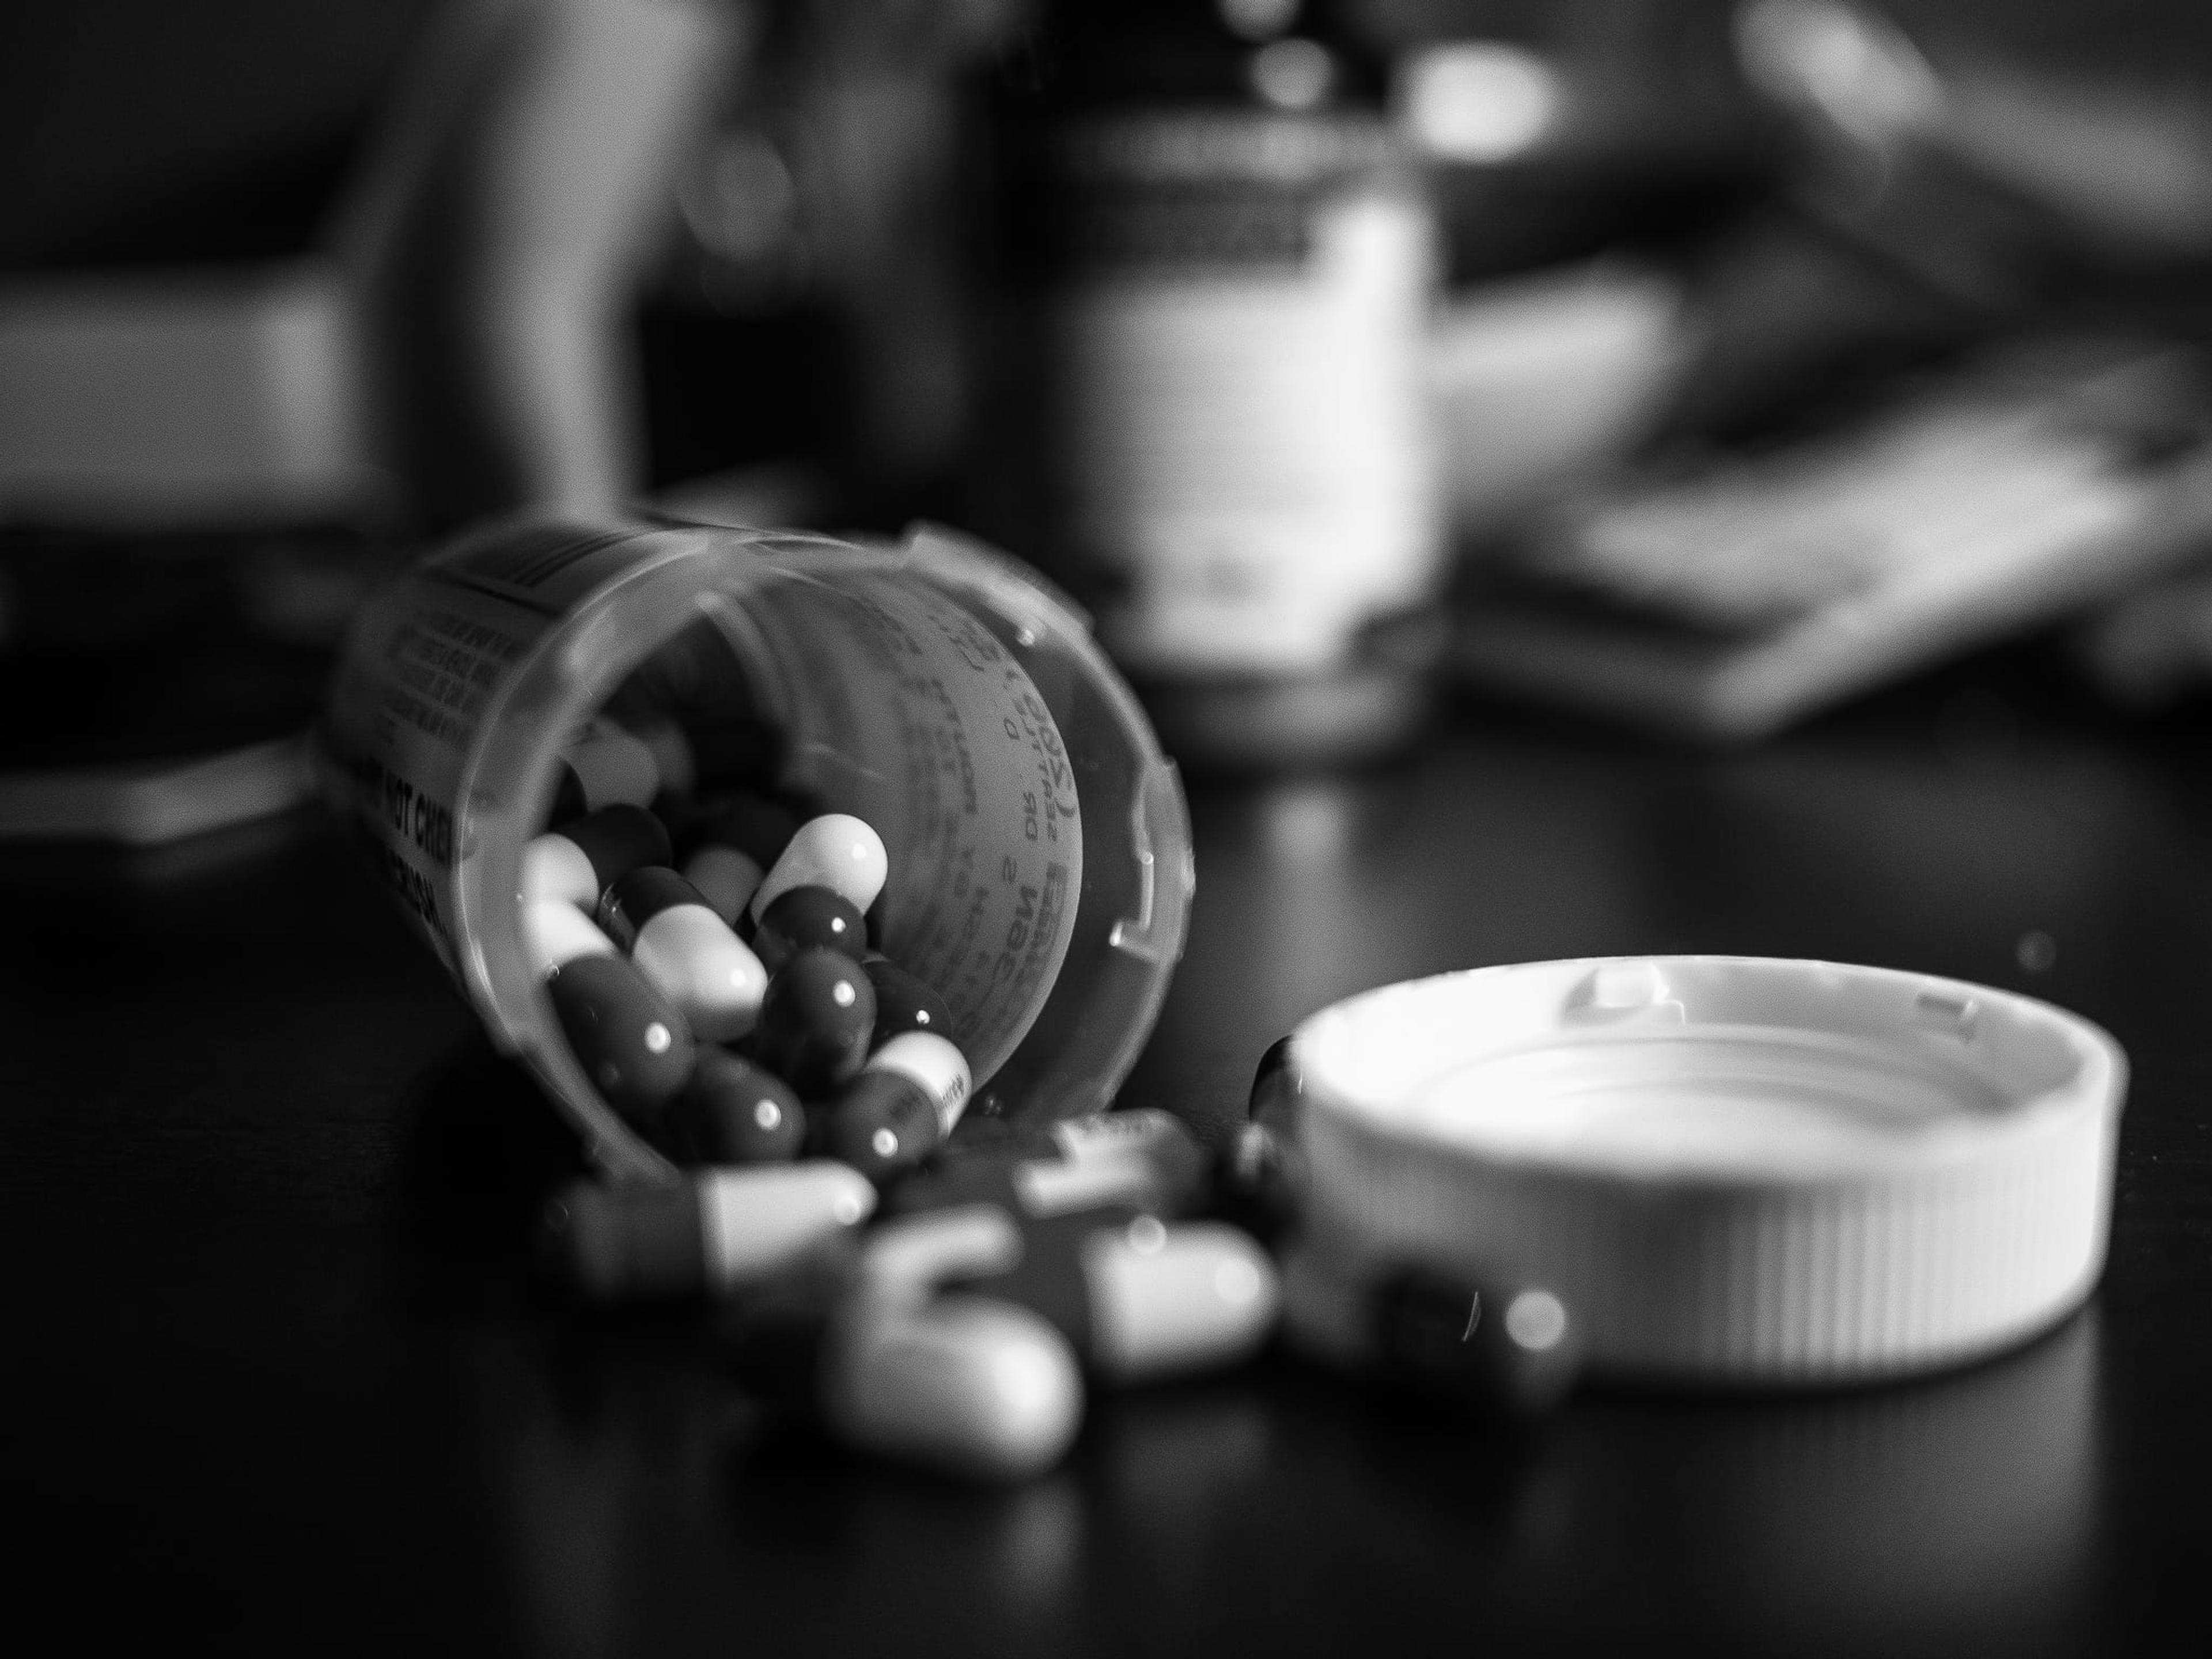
top-left (9, 673), bottom-right (2210, 1654)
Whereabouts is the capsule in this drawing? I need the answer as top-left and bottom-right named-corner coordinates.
top-left (551, 723), bottom-right (660, 819)
top-left (953, 1214), bottom-right (1279, 1385)
top-left (599, 866), bottom-right (768, 1042)
top-left (750, 812), bottom-right (888, 922)
top-left (754, 948), bottom-right (877, 1096)
top-left (918, 1108), bottom-right (1209, 1219)
top-left (752, 885), bottom-right (869, 974)
top-left (729, 1291), bottom-right (1085, 1484)
top-left (850, 1204), bottom-right (1025, 1296)
top-left (884, 1144), bottom-right (1163, 1221)
top-left (668, 1048), bottom-right (806, 1165)
top-left (521, 804), bottom-right (672, 910)
top-left (813, 1063), bottom-right (942, 1185)
top-left (625, 716), bottom-right (696, 800)
top-left (528, 899), bottom-right (696, 1122)
top-left (682, 843), bottom-right (766, 927)
top-left (862, 1032), bottom-right (969, 1137)
top-left (544, 1162), bottom-right (876, 1300)
top-left (862, 955), bottom-right (955, 1047)
top-left (1279, 1246), bottom-right (1581, 1417)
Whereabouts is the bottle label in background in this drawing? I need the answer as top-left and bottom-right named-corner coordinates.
top-left (1033, 111), bottom-right (1442, 677)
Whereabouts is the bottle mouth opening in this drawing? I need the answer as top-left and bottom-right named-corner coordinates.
top-left (451, 526), bottom-right (1180, 1180)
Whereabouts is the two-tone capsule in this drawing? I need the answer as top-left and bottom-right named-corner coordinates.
top-left (525, 900), bottom-right (696, 1123)
top-left (1278, 1245), bottom-right (1581, 1416)
top-left (597, 866), bottom-right (768, 1042)
top-left (751, 813), bottom-right (888, 922)
top-left (679, 795), bottom-right (803, 925)
top-left (545, 1161), bottom-right (876, 1300)
top-left (815, 1032), bottom-right (969, 1183)
top-left (522, 804), bottom-right (672, 911)
top-left (753, 947), bottom-right (876, 1096)
top-left (950, 1212), bottom-right (1279, 1385)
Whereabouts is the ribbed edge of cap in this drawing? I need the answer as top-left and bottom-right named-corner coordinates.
top-left (1293, 959), bottom-right (2126, 1384)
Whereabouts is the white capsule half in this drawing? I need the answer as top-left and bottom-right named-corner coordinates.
top-left (856, 1205), bottom-right (1024, 1298)
top-left (565, 726), bottom-right (660, 811)
top-left (865, 1031), bottom-right (972, 1137)
top-left (1081, 1220), bottom-right (1279, 1385)
top-left (822, 1294), bottom-right (1085, 1484)
top-left (521, 833), bottom-right (600, 910)
top-left (683, 843), bottom-right (766, 927)
top-left (1051, 1107), bottom-right (1190, 1164)
top-left (632, 904), bottom-right (770, 1043)
top-left (523, 899), bottom-right (617, 978)
top-left (628, 717), bottom-right (697, 798)
top-left (750, 812), bottom-right (889, 921)
top-left (699, 1161), bottom-right (877, 1290)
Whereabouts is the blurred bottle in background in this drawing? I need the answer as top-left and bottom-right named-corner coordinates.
top-left (645, 0), bottom-right (1014, 531)
top-left (986, 0), bottom-right (1448, 769)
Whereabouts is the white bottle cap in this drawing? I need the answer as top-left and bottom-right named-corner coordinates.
top-left (1285, 957), bottom-right (2126, 1384)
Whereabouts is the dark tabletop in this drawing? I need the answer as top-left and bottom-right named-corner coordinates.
top-left (9, 668), bottom-right (2211, 1656)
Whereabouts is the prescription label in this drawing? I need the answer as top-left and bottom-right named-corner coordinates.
top-left (733, 573), bottom-right (1084, 1089)
top-left (326, 567), bottom-right (566, 977)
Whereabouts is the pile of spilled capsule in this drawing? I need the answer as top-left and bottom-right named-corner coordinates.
top-left (523, 711), bottom-right (1582, 1484)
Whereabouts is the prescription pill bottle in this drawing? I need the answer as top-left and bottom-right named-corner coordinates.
top-left (320, 516), bottom-right (1192, 1181)
top-left (989, 0), bottom-right (1446, 768)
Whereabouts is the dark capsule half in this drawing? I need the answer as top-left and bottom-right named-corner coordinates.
top-left (1369, 1266), bottom-right (1582, 1418)
top-left (753, 885), bottom-right (869, 974)
top-left (754, 948), bottom-right (876, 1097)
top-left (670, 1048), bottom-right (807, 1166)
top-left (546, 954), bottom-right (696, 1124)
top-left (862, 956), bottom-right (955, 1048)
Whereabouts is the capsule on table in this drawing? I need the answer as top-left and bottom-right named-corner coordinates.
top-left (862, 956), bottom-right (955, 1047)
top-left (683, 843), bottom-right (766, 927)
top-left (754, 948), bottom-right (876, 1096)
top-left (521, 804), bottom-right (673, 910)
top-left (545, 1161), bottom-right (876, 1300)
top-left (1279, 1245), bottom-right (1581, 1417)
top-left (728, 1290), bottom-right (1085, 1484)
top-left (752, 885), bottom-right (869, 974)
top-left (598, 866), bottom-right (768, 1043)
top-left (884, 1141), bottom-right (1166, 1221)
top-left (551, 723), bottom-right (660, 819)
top-left (923, 1107), bottom-right (1210, 1219)
top-left (952, 1214), bottom-right (1279, 1386)
top-left (667, 1048), bottom-right (807, 1165)
top-left (750, 813), bottom-right (888, 922)
top-left (528, 899), bottom-right (696, 1122)
top-left (850, 1204), bottom-right (1025, 1297)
